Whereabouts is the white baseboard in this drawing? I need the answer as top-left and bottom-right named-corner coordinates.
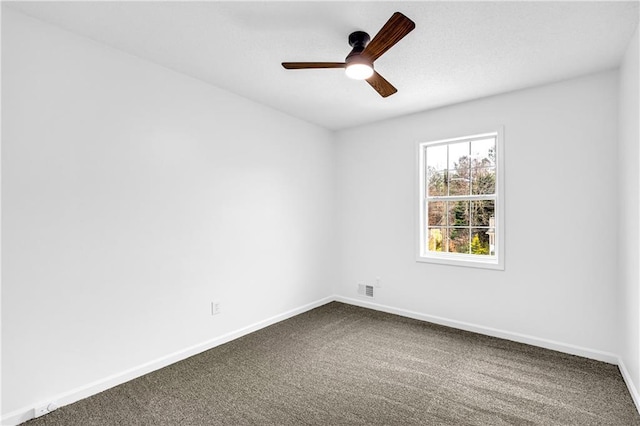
top-left (4, 295), bottom-right (638, 424)
top-left (618, 357), bottom-right (640, 413)
top-left (334, 295), bottom-right (619, 364)
top-left (1, 296), bottom-right (334, 426)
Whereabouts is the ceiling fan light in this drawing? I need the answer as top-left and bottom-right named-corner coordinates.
top-left (345, 63), bottom-right (374, 80)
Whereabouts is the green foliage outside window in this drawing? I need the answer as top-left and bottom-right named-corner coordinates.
top-left (425, 138), bottom-right (495, 256)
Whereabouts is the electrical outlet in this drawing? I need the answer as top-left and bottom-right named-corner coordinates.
top-left (376, 277), bottom-right (381, 288)
top-left (211, 300), bottom-right (221, 315)
top-left (34, 402), bottom-right (58, 418)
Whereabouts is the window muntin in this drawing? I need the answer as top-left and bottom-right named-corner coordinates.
top-left (418, 131), bottom-right (503, 269)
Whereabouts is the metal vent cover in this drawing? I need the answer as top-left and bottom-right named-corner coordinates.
top-left (358, 284), bottom-right (374, 298)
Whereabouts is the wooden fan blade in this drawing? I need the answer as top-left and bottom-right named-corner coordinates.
top-left (362, 12), bottom-right (415, 62)
top-left (282, 62), bottom-right (346, 69)
top-left (366, 71), bottom-right (397, 98)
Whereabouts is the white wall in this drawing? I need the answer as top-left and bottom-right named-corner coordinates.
top-left (335, 71), bottom-right (620, 357)
top-left (619, 25), bottom-right (640, 399)
top-left (1, 9), bottom-right (335, 418)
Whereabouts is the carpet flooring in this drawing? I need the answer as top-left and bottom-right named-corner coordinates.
top-left (25, 302), bottom-right (640, 425)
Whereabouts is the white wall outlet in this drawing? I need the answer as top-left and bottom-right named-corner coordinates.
top-left (34, 402), bottom-right (58, 418)
top-left (211, 300), bottom-right (221, 315)
top-left (376, 277), bottom-right (381, 288)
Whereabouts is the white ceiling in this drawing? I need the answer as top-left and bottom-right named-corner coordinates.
top-left (5, 1), bottom-right (639, 130)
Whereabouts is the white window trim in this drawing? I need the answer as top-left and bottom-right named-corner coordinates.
top-left (415, 128), bottom-right (505, 270)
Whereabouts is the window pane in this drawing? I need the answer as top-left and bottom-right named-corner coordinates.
top-left (427, 170), bottom-right (447, 196)
top-left (448, 142), bottom-right (469, 170)
top-left (470, 228), bottom-right (491, 255)
top-left (426, 145), bottom-right (447, 172)
top-left (471, 200), bottom-right (495, 226)
top-left (472, 167), bottom-right (495, 195)
top-left (448, 201), bottom-right (469, 227)
top-left (428, 201), bottom-right (446, 226)
top-left (428, 228), bottom-right (445, 252)
top-left (448, 169), bottom-right (470, 195)
top-left (471, 138), bottom-right (495, 168)
top-left (448, 228), bottom-right (469, 254)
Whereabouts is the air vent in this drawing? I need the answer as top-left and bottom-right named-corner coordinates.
top-left (357, 284), bottom-right (374, 298)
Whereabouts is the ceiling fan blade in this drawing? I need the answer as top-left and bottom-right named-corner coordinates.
top-left (366, 71), bottom-right (397, 98)
top-left (362, 12), bottom-right (415, 62)
top-left (282, 62), bottom-right (346, 69)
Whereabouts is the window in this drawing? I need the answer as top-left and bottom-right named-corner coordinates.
top-left (417, 129), bottom-right (504, 269)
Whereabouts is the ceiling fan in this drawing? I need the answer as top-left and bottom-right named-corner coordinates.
top-left (281, 12), bottom-right (416, 98)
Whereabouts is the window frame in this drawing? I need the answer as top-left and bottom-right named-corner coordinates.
top-left (416, 128), bottom-right (505, 270)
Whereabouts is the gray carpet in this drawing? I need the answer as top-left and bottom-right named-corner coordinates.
top-left (25, 302), bottom-right (640, 425)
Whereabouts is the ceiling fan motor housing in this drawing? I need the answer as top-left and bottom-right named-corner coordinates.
top-left (348, 31), bottom-right (370, 50)
top-left (346, 31), bottom-right (372, 67)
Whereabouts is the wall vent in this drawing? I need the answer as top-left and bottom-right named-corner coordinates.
top-left (357, 284), bottom-right (374, 298)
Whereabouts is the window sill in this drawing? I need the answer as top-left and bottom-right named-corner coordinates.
top-left (416, 254), bottom-right (504, 270)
